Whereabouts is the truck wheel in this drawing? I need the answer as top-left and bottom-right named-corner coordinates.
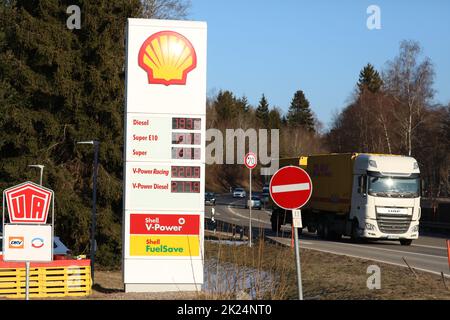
top-left (323, 224), bottom-right (331, 240)
top-left (317, 222), bottom-right (325, 239)
top-left (400, 239), bottom-right (413, 246)
top-left (351, 220), bottom-right (360, 243)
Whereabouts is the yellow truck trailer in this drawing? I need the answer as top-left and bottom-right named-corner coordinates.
top-left (271, 153), bottom-right (421, 245)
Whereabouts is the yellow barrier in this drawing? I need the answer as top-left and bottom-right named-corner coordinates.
top-left (0, 265), bottom-right (92, 298)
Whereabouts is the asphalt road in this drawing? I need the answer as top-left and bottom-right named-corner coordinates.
top-left (206, 193), bottom-right (450, 277)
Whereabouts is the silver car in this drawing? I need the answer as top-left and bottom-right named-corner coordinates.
top-left (246, 196), bottom-right (262, 210)
top-left (233, 188), bottom-right (246, 198)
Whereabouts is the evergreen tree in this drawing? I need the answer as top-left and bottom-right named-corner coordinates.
top-left (357, 63), bottom-right (383, 93)
top-left (268, 108), bottom-right (282, 129)
top-left (287, 90), bottom-right (315, 132)
top-left (256, 94), bottom-right (270, 127)
top-left (237, 95), bottom-right (250, 113)
top-left (214, 90), bottom-right (238, 120)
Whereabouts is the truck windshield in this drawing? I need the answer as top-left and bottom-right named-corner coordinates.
top-left (368, 176), bottom-right (420, 198)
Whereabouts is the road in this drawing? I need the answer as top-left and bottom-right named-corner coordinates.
top-left (206, 193), bottom-right (450, 278)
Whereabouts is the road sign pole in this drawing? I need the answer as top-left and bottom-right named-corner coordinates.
top-left (249, 168), bottom-right (252, 248)
top-left (91, 141), bottom-right (99, 283)
top-left (25, 261), bottom-right (30, 300)
top-left (293, 210), bottom-right (303, 300)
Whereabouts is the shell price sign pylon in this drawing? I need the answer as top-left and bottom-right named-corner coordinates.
top-left (123, 19), bottom-right (207, 293)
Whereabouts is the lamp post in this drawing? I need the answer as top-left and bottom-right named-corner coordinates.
top-left (28, 165), bottom-right (45, 185)
top-left (77, 140), bottom-right (99, 283)
top-left (26, 164), bottom-right (45, 300)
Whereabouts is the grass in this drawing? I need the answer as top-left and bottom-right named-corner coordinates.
top-left (201, 238), bottom-right (450, 300)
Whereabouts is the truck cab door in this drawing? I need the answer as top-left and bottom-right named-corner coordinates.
top-left (350, 175), bottom-right (367, 225)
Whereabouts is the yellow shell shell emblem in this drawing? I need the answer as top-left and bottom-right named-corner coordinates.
top-left (138, 31), bottom-right (197, 86)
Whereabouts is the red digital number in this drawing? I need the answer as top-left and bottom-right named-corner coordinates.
top-left (193, 181), bottom-right (200, 193)
top-left (186, 118), bottom-right (193, 130)
top-left (179, 118), bottom-right (185, 129)
top-left (194, 167), bottom-right (200, 178)
top-left (172, 166), bottom-right (177, 177)
top-left (179, 166), bottom-right (185, 178)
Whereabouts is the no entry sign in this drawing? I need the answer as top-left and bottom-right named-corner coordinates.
top-left (269, 166), bottom-right (312, 210)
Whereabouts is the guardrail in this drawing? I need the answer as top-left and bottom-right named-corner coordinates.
top-left (420, 221), bottom-right (450, 233)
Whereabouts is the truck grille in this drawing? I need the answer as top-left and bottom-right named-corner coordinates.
top-left (376, 213), bottom-right (412, 234)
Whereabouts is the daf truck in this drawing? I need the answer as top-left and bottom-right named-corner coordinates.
top-left (270, 153), bottom-right (421, 245)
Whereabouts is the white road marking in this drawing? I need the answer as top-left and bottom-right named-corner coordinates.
top-left (228, 200), bottom-right (271, 225)
top-left (272, 183), bottom-right (310, 193)
top-left (340, 242), bottom-right (448, 259)
top-left (412, 243), bottom-right (447, 250)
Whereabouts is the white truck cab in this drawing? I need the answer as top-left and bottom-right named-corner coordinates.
top-left (351, 154), bottom-right (420, 244)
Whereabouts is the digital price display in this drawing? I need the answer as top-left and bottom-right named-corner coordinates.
top-left (171, 166), bottom-right (201, 178)
top-left (172, 133), bottom-right (201, 145)
top-left (171, 181), bottom-right (200, 193)
top-left (172, 147), bottom-right (201, 160)
top-left (172, 118), bottom-right (201, 130)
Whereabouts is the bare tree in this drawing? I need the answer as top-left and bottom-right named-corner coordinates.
top-left (383, 40), bottom-right (435, 156)
top-left (140, 0), bottom-right (191, 19)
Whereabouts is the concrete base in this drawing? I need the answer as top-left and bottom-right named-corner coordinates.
top-left (125, 283), bottom-right (202, 293)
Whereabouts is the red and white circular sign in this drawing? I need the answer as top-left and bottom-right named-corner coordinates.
top-left (269, 166), bottom-right (313, 210)
top-left (244, 152), bottom-right (257, 169)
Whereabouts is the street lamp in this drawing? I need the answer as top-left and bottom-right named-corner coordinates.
top-left (28, 165), bottom-right (45, 185)
top-left (77, 140), bottom-right (99, 283)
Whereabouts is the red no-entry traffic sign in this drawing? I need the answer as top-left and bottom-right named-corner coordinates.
top-left (269, 166), bottom-right (313, 210)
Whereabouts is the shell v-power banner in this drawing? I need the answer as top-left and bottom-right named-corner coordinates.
top-left (123, 19), bottom-right (206, 292)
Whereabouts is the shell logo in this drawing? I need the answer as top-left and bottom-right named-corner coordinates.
top-left (138, 31), bottom-right (197, 86)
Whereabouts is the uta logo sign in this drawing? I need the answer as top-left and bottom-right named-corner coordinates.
top-left (4, 182), bottom-right (53, 224)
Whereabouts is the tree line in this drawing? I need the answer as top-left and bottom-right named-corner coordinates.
top-left (206, 40), bottom-right (450, 199)
top-left (205, 88), bottom-right (323, 191)
top-left (326, 41), bottom-right (450, 198)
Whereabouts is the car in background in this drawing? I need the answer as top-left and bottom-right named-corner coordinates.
top-left (246, 196), bottom-right (262, 210)
top-left (205, 192), bottom-right (216, 206)
top-left (262, 185), bottom-right (269, 196)
top-left (233, 188), bottom-right (246, 198)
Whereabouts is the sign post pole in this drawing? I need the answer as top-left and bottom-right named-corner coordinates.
top-left (25, 261), bottom-right (30, 300)
top-left (292, 209), bottom-right (303, 300)
top-left (244, 152), bottom-right (257, 248)
top-left (249, 168), bottom-right (252, 248)
top-left (269, 166), bottom-right (312, 300)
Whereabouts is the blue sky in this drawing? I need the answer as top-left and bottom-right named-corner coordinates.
top-left (190, 0), bottom-right (450, 129)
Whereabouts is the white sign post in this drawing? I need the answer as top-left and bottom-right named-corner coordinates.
top-left (123, 19), bottom-right (207, 292)
top-left (2, 181), bottom-right (54, 300)
top-left (244, 152), bottom-right (257, 248)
